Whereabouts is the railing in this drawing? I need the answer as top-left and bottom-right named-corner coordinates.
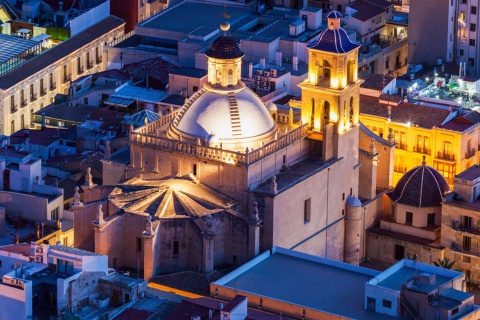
top-left (96, 57), bottom-right (103, 64)
top-left (63, 74), bottom-right (71, 84)
top-left (20, 99), bottom-right (27, 107)
top-left (30, 94), bottom-right (37, 102)
top-left (396, 142), bottom-right (407, 150)
top-left (452, 241), bottom-right (480, 258)
top-left (413, 145), bottom-right (431, 155)
top-left (50, 83), bottom-right (57, 90)
top-left (11, 105), bottom-right (18, 113)
top-left (78, 67), bottom-right (84, 75)
top-left (40, 88), bottom-right (47, 96)
top-left (87, 61), bottom-right (94, 69)
top-left (437, 151), bottom-right (455, 161)
top-left (394, 165), bottom-right (407, 173)
top-left (465, 148), bottom-right (476, 159)
top-left (131, 121), bottom-right (309, 166)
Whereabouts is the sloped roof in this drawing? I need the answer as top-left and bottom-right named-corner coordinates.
top-left (388, 164), bottom-right (451, 207)
top-left (349, 0), bottom-right (385, 22)
top-left (360, 95), bottom-right (452, 129)
top-left (439, 111), bottom-right (480, 132)
top-left (10, 128), bottom-right (64, 147)
top-left (150, 270), bottom-right (226, 296)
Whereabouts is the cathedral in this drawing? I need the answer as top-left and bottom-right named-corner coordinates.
top-left (73, 12), bottom-right (393, 279)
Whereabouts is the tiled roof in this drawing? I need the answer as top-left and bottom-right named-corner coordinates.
top-left (456, 164), bottom-right (480, 181)
top-left (206, 35), bottom-right (244, 60)
top-left (35, 103), bottom-right (98, 123)
top-left (349, 1), bottom-right (385, 22)
top-left (0, 16), bottom-right (124, 90)
top-left (360, 95), bottom-right (451, 129)
top-left (307, 27), bottom-right (360, 53)
top-left (388, 165), bottom-right (451, 207)
top-left (50, 244), bottom-right (103, 256)
top-left (361, 73), bottom-right (395, 91)
top-left (439, 111), bottom-right (480, 132)
top-left (10, 128), bottom-right (64, 147)
top-left (150, 270), bottom-right (226, 296)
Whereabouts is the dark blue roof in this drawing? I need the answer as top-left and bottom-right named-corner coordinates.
top-left (307, 28), bottom-right (360, 53)
top-left (205, 35), bottom-right (244, 59)
top-left (327, 11), bottom-right (342, 18)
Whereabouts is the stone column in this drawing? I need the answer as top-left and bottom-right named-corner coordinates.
top-left (247, 202), bottom-right (262, 259)
top-left (202, 215), bottom-right (215, 273)
top-left (143, 215), bottom-right (156, 280)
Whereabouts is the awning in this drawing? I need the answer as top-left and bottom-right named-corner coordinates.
top-left (17, 28), bottom-right (31, 34)
top-left (31, 34), bottom-right (51, 42)
top-left (104, 97), bottom-right (135, 107)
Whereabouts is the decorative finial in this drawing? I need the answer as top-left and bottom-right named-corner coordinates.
top-left (97, 204), bottom-right (104, 225)
top-left (104, 141), bottom-right (111, 160)
top-left (369, 138), bottom-right (376, 156)
top-left (146, 215), bottom-right (153, 234)
top-left (205, 214), bottom-right (215, 235)
top-left (387, 128), bottom-right (394, 145)
top-left (85, 167), bottom-right (93, 187)
top-left (252, 202), bottom-right (259, 221)
top-left (422, 155), bottom-right (426, 166)
top-left (270, 175), bottom-right (277, 194)
top-left (73, 186), bottom-right (81, 206)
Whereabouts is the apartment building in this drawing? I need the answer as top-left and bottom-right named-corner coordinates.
top-left (0, 16), bottom-right (124, 136)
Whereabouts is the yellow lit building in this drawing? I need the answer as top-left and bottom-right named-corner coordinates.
top-left (359, 93), bottom-right (480, 187)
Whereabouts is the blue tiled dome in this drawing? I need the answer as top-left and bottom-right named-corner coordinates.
top-left (307, 28), bottom-right (360, 53)
top-left (327, 11), bottom-right (342, 19)
top-left (388, 165), bottom-right (451, 208)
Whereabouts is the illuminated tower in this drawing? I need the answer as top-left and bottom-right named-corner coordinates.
top-left (299, 11), bottom-right (362, 161)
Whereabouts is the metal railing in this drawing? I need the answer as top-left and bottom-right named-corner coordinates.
top-left (397, 142), bottom-right (407, 150)
top-left (63, 74), bottom-right (71, 84)
top-left (465, 148), bottom-right (476, 159)
top-left (30, 94), bottom-right (37, 102)
top-left (437, 151), bottom-right (455, 161)
top-left (20, 99), bottom-right (27, 107)
top-left (413, 145), bottom-right (431, 155)
top-left (394, 165), bottom-right (407, 173)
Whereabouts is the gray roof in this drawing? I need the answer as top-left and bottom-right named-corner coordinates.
top-left (0, 16), bottom-right (124, 90)
top-left (50, 244), bottom-right (104, 256)
top-left (171, 66), bottom-right (207, 78)
top-left (112, 85), bottom-right (167, 103)
top-left (35, 103), bottom-right (98, 122)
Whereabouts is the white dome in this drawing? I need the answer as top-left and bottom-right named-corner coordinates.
top-left (174, 88), bottom-right (276, 141)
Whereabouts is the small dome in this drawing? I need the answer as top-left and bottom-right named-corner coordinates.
top-left (206, 132), bottom-right (219, 145)
top-left (206, 35), bottom-right (244, 60)
top-left (266, 101), bottom-right (277, 112)
top-left (220, 21), bottom-right (230, 32)
top-left (346, 196), bottom-right (362, 207)
top-left (307, 27), bottom-right (359, 53)
top-left (327, 11), bottom-right (342, 19)
top-left (388, 165), bottom-right (451, 208)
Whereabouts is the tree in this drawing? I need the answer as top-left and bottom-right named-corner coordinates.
top-left (433, 258), bottom-right (455, 269)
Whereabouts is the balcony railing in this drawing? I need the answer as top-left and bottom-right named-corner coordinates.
top-left (40, 88), bottom-right (47, 96)
top-left (20, 99), bottom-right (27, 107)
top-left (465, 148), bottom-right (477, 159)
top-left (96, 57), bottom-right (102, 64)
top-left (87, 61), bottom-right (94, 69)
top-left (437, 151), bottom-right (456, 161)
top-left (63, 74), bottom-right (71, 84)
top-left (50, 82), bottom-right (56, 90)
top-left (396, 142), bottom-right (407, 150)
top-left (11, 105), bottom-right (18, 113)
top-left (78, 67), bottom-right (84, 75)
top-left (413, 145), bottom-right (431, 155)
top-left (394, 165), bottom-right (407, 173)
top-left (30, 94), bottom-right (37, 102)
top-left (452, 241), bottom-right (480, 258)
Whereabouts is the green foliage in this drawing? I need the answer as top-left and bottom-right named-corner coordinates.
top-left (45, 26), bottom-right (70, 41)
top-left (433, 258), bottom-right (455, 269)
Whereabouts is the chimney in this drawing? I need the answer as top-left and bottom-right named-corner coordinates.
top-left (41, 112), bottom-right (46, 130)
top-left (276, 50), bottom-right (282, 67)
top-left (248, 62), bottom-right (253, 78)
top-left (14, 233), bottom-right (19, 244)
top-left (293, 54), bottom-right (298, 71)
top-left (260, 57), bottom-right (265, 69)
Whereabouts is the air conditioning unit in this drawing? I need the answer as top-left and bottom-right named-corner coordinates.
top-left (10, 279), bottom-right (15, 285)
top-left (255, 75), bottom-right (261, 80)
top-left (35, 248), bottom-right (42, 254)
top-left (262, 81), bottom-right (267, 86)
top-left (256, 70), bottom-right (262, 75)
top-left (16, 279), bottom-right (24, 289)
top-left (35, 256), bottom-right (42, 262)
top-left (271, 69), bottom-right (277, 77)
top-left (264, 71), bottom-right (270, 77)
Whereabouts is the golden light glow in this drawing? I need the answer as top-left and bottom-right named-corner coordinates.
top-left (331, 77), bottom-right (339, 89)
top-left (341, 77), bottom-right (347, 88)
top-left (309, 72), bottom-right (316, 84)
top-left (330, 111), bottom-right (338, 122)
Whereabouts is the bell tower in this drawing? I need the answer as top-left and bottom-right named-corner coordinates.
top-left (299, 11), bottom-right (362, 152)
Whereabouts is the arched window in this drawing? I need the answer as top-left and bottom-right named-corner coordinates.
top-left (324, 101), bottom-right (330, 123)
top-left (343, 101), bottom-right (347, 126)
top-left (228, 69), bottom-right (233, 86)
top-left (216, 69), bottom-right (222, 85)
top-left (11, 120), bottom-right (14, 134)
top-left (323, 60), bottom-right (331, 79)
top-left (311, 98), bottom-right (315, 129)
top-left (21, 114), bottom-right (25, 129)
top-left (350, 97), bottom-right (354, 124)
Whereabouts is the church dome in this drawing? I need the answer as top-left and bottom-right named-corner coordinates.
top-left (171, 88), bottom-right (276, 144)
top-left (307, 11), bottom-right (360, 53)
top-left (388, 164), bottom-right (451, 208)
top-left (205, 35), bottom-right (244, 60)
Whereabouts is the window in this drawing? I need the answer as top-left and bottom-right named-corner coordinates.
top-left (30, 84), bottom-right (34, 100)
top-left (193, 86), bottom-right (198, 92)
top-left (382, 300), bottom-right (392, 308)
top-left (452, 307), bottom-right (459, 315)
top-left (51, 207), bottom-right (59, 221)
top-left (173, 240), bottom-right (179, 256)
top-left (463, 215), bottom-right (473, 227)
top-left (192, 164), bottom-right (197, 176)
top-left (460, 49), bottom-right (464, 56)
top-left (57, 259), bottom-right (74, 275)
top-left (21, 115), bottom-right (25, 129)
top-left (304, 198), bottom-right (311, 223)
top-left (136, 237), bottom-right (142, 252)
top-left (84, 98), bottom-right (88, 104)
top-left (463, 236), bottom-right (471, 251)
top-left (470, 39), bottom-right (476, 46)
top-left (406, 212), bottom-right (413, 225)
top-left (463, 255), bottom-right (471, 263)
top-left (385, 59), bottom-right (390, 70)
top-left (427, 213), bottom-right (435, 226)
top-left (469, 57), bottom-right (475, 67)
top-left (63, 237), bottom-right (68, 246)
top-left (10, 120), bottom-right (14, 135)
top-left (460, 11), bottom-right (466, 21)
top-left (472, 6), bottom-right (477, 14)
top-left (10, 95), bottom-right (14, 112)
top-left (471, 23), bottom-right (476, 32)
